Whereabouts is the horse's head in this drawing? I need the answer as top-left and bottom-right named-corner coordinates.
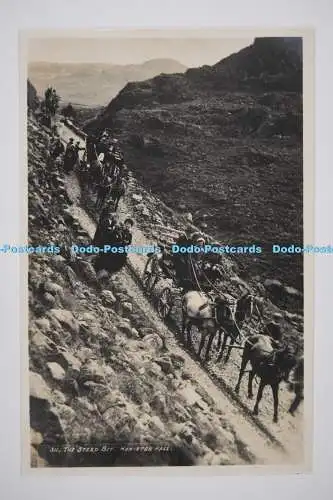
top-left (236, 290), bottom-right (255, 321)
top-left (215, 293), bottom-right (238, 325)
top-left (275, 344), bottom-right (297, 381)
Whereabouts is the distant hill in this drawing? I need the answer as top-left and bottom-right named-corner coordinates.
top-left (28, 59), bottom-right (187, 106)
top-left (85, 37), bottom-right (303, 290)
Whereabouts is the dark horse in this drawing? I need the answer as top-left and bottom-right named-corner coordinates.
top-left (95, 176), bottom-right (113, 211)
top-left (109, 178), bottom-right (126, 211)
top-left (235, 334), bottom-right (297, 423)
top-left (216, 289), bottom-right (255, 363)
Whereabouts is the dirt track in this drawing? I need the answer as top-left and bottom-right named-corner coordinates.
top-left (60, 122), bottom-right (304, 467)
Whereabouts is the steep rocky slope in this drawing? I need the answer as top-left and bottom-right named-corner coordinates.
top-left (28, 116), bottom-right (274, 468)
top-left (85, 37), bottom-right (303, 291)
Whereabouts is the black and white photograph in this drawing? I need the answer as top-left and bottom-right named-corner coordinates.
top-left (24, 29), bottom-right (312, 470)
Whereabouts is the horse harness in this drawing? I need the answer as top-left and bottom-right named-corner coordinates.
top-left (198, 292), bottom-right (238, 324)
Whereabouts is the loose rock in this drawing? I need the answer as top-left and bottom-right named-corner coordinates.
top-left (47, 309), bottom-right (80, 336)
top-left (47, 362), bottom-right (66, 381)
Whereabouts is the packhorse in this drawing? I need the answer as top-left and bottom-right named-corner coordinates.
top-left (216, 289), bottom-right (255, 363)
top-left (95, 176), bottom-right (113, 211)
top-left (181, 287), bottom-right (248, 363)
top-left (109, 178), bottom-right (126, 211)
top-left (234, 334), bottom-right (297, 423)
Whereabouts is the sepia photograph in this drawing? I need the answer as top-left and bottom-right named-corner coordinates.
top-left (22, 29), bottom-right (313, 471)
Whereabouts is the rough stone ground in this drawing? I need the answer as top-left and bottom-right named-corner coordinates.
top-left (28, 117), bottom-right (304, 469)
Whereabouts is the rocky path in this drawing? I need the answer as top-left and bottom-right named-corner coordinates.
top-left (60, 123), bottom-right (304, 467)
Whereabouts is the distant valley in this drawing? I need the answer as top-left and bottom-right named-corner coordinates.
top-left (28, 59), bottom-right (187, 106)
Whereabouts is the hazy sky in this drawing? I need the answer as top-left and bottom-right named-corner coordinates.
top-left (27, 36), bottom-right (254, 68)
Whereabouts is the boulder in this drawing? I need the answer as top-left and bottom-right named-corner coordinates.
top-left (171, 423), bottom-right (194, 445)
top-left (97, 391), bottom-right (127, 414)
top-left (169, 352), bottom-right (185, 369)
top-left (30, 428), bottom-right (43, 446)
top-left (76, 397), bottom-right (96, 415)
top-left (79, 359), bottom-right (106, 384)
top-left (130, 328), bottom-right (140, 339)
top-left (51, 255), bottom-right (67, 272)
top-left (46, 362), bottom-right (66, 381)
top-left (43, 292), bottom-right (56, 307)
top-left (34, 318), bottom-right (51, 331)
top-left (141, 207), bottom-right (150, 217)
top-left (76, 260), bottom-right (98, 285)
top-left (138, 327), bottom-right (155, 338)
top-left (30, 330), bottom-right (55, 356)
top-left (47, 309), bottom-right (80, 336)
top-left (150, 391), bottom-right (168, 416)
top-left (43, 281), bottom-right (64, 298)
top-left (142, 333), bottom-right (164, 351)
top-left (30, 371), bottom-right (52, 403)
top-left (80, 312), bottom-right (96, 323)
top-left (100, 290), bottom-right (117, 306)
top-left (155, 356), bottom-right (174, 375)
top-left (117, 320), bottom-right (134, 338)
top-left (76, 347), bottom-right (94, 363)
top-left (145, 361), bottom-right (163, 379)
top-left (122, 301), bottom-right (133, 314)
top-left (135, 202), bottom-right (145, 212)
top-left (194, 385), bottom-right (215, 408)
top-left (178, 384), bottom-right (208, 411)
top-left (132, 193), bottom-right (143, 202)
top-left (103, 404), bottom-right (137, 435)
top-left (51, 350), bottom-right (82, 375)
top-left (149, 415), bottom-right (166, 435)
top-left (55, 403), bottom-right (76, 425)
top-left (52, 390), bottom-right (67, 404)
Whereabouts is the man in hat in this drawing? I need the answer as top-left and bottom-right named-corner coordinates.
top-left (65, 137), bottom-right (74, 153)
top-left (51, 137), bottom-right (65, 159)
top-left (73, 141), bottom-right (82, 168)
top-left (64, 138), bottom-right (76, 173)
top-left (121, 217), bottom-right (134, 247)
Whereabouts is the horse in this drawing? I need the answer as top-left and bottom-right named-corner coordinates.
top-left (288, 355), bottom-right (304, 416)
top-left (109, 178), bottom-right (126, 211)
top-left (95, 176), bottom-right (113, 211)
top-left (234, 334), bottom-right (297, 423)
top-left (181, 289), bottom-right (240, 363)
top-left (216, 289), bottom-right (255, 363)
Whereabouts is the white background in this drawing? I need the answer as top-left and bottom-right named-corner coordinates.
top-left (0, 0), bottom-right (332, 498)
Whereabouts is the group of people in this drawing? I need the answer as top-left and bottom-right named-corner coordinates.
top-left (63, 138), bottom-right (85, 174)
top-left (85, 134), bottom-right (134, 274)
top-left (48, 135), bottom-right (84, 174)
top-left (46, 120), bottom-right (304, 418)
top-left (45, 123), bottom-right (132, 276)
top-left (91, 201), bottom-right (134, 274)
top-left (82, 134), bottom-right (129, 212)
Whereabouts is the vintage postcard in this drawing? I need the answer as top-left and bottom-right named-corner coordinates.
top-left (20, 28), bottom-right (314, 474)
